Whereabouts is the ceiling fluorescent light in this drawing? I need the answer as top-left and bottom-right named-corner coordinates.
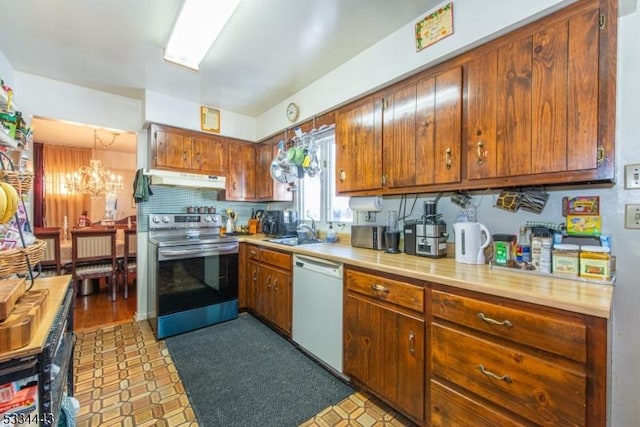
top-left (164, 0), bottom-right (242, 71)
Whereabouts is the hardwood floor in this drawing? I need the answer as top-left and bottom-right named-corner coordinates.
top-left (73, 278), bottom-right (137, 332)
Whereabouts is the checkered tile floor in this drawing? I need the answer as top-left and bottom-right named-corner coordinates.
top-left (73, 321), bottom-right (413, 426)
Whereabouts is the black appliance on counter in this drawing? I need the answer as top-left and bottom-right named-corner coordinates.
top-left (148, 213), bottom-right (239, 339)
top-left (261, 210), bottom-right (299, 237)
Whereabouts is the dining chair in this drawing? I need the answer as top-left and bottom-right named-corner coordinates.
top-left (69, 227), bottom-right (118, 301)
top-left (118, 227), bottom-right (137, 299)
top-left (34, 227), bottom-right (62, 276)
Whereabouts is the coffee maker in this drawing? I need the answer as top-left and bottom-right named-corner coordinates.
top-left (404, 199), bottom-right (448, 258)
top-left (261, 210), bottom-right (299, 237)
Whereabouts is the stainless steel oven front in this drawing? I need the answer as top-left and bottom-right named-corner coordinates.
top-left (147, 214), bottom-right (239, 339)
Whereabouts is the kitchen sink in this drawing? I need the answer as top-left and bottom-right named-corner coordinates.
top-left (265, 237), bottom-right (324, 246)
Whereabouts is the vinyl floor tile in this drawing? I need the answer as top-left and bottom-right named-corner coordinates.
top-left (74, 321), bottom-right (414, 426)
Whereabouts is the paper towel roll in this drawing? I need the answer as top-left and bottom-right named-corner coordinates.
top-left (348, 196), bottom-right (383, 212)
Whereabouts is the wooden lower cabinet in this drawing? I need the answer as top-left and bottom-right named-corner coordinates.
top-left (344, 269), bottom-right (425, 423)
top-left (244, 244), bottom-right (292, 336)
top-left (428, 286), bottom-right (607, 426)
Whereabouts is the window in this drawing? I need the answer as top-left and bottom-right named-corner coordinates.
top-left (296, 127), bottom-right (352, 226)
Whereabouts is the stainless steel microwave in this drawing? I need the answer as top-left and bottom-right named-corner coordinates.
top-left (351, 225), bottom-right (387, 250)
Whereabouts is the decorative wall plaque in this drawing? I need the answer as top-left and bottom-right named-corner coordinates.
top-left (200, 106), bottom-right (220, 133)
top-left (415, 2), bottom-right (454, 51)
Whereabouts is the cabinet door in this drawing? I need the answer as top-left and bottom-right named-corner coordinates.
top-left (152, 127), bottom-right (191, 170)
top-left (247, 259), bottom-right (259, 312)
top-left (226, 141), bottom-right (256, 200)
top-left (255, 143), bottom-right (273, 200)
top-left (192, 135), bottom-right (226, 175)
top-left (344, 293), bottom-right (424, 422)
top-left (383, 67), bottom-right (462, 188)
top-left (466, 5), bottom-right (600, 181)
top-left (335, 97), bottom-right (383, 193)
top-left (270, 267), bottom-right (291, 336)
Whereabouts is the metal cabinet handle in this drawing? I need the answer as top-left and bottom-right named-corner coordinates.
top-left (476, 141), bottom-right (485, 165)
top-left (597, 146), bottom-right (605, 164)
top-left (267, 276), bottom-right (272, 288)
top-left (252, 271), bottom-right (257, 281)
top-left (372, 283), bottom-right (389, 294)
top-left (478, 364), bottom-right (512, 383)
top-left (445, 148), bottom-right (452, 169)
top-left (233, 181), bottom-right (237, 190)
top-left (339, 169), bottom-right (346, 182)
top-left (183, 150), bottom-right (188, 162)
top-left (409, 330), bottom-right (416, 355)
top-left (477, 312), bottom-right (513, 328)
top-left (250, 250), bottom-right (257, 256)
top-left (273, 278), bottom-right (279, 291)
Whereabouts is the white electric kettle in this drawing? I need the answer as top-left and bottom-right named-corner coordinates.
top-left (453, 222), bottom-right (491, 264)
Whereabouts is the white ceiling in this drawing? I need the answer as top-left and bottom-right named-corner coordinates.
top-left (0, 0), bottom-right (440, 153)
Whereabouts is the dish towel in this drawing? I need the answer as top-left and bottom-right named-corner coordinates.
top-left (133, 169), bottom-right (153, 203)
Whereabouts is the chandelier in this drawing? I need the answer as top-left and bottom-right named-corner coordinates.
top-left (64, 130), bottom-right (123, 198)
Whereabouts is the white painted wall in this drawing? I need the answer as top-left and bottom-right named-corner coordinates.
top-left (255, 0), bottom-right (575, 139)
top-left (14, 73), bottom-right (142, 133)
top-left (144, 90), bottom-right (256, 142)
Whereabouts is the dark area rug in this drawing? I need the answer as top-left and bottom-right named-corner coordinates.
top-left (165, 313), bottom-right (353, 427)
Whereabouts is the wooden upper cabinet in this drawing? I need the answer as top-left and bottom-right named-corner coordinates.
top-left (466, 2), bottom-right (603, 182)
top-left (191, 135), bottom-right (226, 175)
top-left (383, 66), bottom-right (462, 189)
top-left (151, 126), bottom-right (191, 170)
top-left (335, 96), bottom-right (383, 194)
top-left (150, 124), bottom-right (227, 175)
top-left (255, 140), bottom-right (292, 202)
top-left (226, 140), bottom-right (256, 201)
top-left (255, 143), bottom-right (273, 200)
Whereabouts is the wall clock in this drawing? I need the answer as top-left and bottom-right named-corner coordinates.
top-left (286, 102), bottom-right (299, 122)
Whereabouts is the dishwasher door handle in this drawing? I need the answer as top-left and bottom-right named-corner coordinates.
top-left (294, 255), bottom-right (343, 278)
top-left (295, 255), bottom-right (341, 270)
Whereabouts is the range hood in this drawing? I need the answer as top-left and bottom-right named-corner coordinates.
top-left (149, 169), bottom-right (226, 190)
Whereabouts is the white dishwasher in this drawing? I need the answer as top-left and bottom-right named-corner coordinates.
top-left (292, 254), bottom-right (345, 377)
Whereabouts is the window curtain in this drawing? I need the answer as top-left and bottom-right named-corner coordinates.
top-left (42, 144), bottom-right (91, 228)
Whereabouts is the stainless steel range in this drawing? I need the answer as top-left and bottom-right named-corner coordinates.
top-left (147, 213), bottom-right (239, 339)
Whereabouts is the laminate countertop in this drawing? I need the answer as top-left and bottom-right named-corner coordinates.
top-left (241, 235), bottom-right (613, 319)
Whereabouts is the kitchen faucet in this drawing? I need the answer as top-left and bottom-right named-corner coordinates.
top-left (297, 215), bottom-right (316, 239)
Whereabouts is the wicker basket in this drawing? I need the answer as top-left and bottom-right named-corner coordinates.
top-left (0, 239), bottom-right (46, 278)
top-left (0, 170), bottom-right (34, 195)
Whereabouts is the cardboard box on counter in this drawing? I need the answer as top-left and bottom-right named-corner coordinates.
top-left (567, 215), bottom-right (601, 236)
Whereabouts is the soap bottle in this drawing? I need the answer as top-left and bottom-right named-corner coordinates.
top-left (326, 222), bottom-right (338, 243)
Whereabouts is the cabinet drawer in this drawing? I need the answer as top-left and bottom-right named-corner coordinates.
top-left (346, 270), bottom-right (423, 313)
top-left (432, 290), bottom-right (586, 363)
top-left (430, 380), bottom-right (522, 427)
top-left (247, 245), bottom-right (259, 261)
top-left (259, 248), bottom-right (291, 270)
top-left (432, 323), bottom-right (586, 426)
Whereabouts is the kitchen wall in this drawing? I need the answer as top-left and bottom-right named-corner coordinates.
top-left (252, 2), bottom-right (640, 425)
top-left (2, 1), bottom-right (639, 423)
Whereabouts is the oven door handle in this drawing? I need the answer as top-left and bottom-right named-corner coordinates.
top-left (159, 245), bottom-right (238, 258)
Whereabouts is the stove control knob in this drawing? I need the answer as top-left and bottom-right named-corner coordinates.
top-left (204, 216), bottom-right (212, 222)
top-left (151, 216), bottom-right (161, 223)
top-left (162, 216), bottom-right (170, 223)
